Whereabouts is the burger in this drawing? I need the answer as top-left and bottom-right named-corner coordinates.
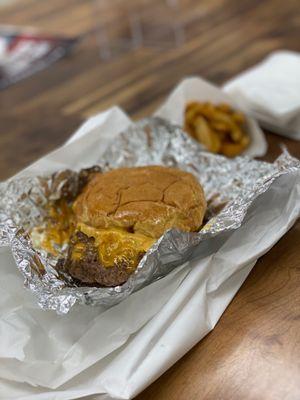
top-left (32, 166), bottom-right (206, 287)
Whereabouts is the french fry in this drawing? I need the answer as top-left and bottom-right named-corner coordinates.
top-left (184, 101), bottom-right (250, 157)
top-left (197, 102), bottom-right (216, 119)
top-left (184, 122), bottom-right (195, 138)
top-left (186, 101), bottom-right (201, 112)
top-left (229, 124), bottom-right (243, 142)
top-left (221, 134), bottom-right (250, 157)
top-left (210, 121), bottom-right (230, 133)
top-left (209, 109), bottom-right (233, 125)
top-left (220, 142), bottom-right (245, 157)
top-left (194, 116), bottom-right (221, 153)
top-left (218, 103), bottom-right (232, 113)
top-left (240, 134), bottom-right (250, 147)
top-left (232, 112), bottom-right (246, 125)
top-left (185, 107), bottom-right (200, 125)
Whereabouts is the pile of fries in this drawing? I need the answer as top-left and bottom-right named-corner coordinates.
top-left (184, 101), bottom-right (250, 157)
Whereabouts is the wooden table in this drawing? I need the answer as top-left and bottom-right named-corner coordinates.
top-left (0, 1), bottom-right (299, 399)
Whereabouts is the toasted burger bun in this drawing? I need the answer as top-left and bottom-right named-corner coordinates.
top-left (73, 165), bottom-right (206, 239)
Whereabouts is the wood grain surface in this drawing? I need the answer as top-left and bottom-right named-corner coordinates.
top-left (0, 1), bottom-right (299, 399)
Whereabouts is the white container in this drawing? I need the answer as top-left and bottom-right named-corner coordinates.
top-left (155, 76), bottom-right (268, 157)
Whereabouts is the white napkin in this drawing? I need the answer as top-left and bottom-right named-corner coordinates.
top-left (224, 51), bottom-right (300, 139)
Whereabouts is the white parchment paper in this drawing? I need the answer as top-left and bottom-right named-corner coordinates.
top-left (0, 105), bottom-right (299, 399)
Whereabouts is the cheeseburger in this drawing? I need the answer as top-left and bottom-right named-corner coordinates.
top-left (34, 166), bottom-right (206, 287)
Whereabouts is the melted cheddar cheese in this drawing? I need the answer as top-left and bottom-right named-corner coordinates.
top-left (76, 223), bottom-right (155, 271)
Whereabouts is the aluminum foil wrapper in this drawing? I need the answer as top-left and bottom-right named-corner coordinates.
top-left (0, 118), bottom-right (299, 314)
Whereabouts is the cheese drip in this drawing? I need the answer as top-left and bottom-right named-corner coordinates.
top-left (75, 223), bottom-right (155, 271)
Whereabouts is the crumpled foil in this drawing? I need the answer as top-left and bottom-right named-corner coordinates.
top-left (0, 118), bottom-right (299, 314)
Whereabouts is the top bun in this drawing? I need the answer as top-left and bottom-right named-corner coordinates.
top-left (73, 166), bottom-right (206, 238)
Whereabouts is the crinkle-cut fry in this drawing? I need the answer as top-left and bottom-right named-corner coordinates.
top-left (194, 115), bottom-right (221, 153)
